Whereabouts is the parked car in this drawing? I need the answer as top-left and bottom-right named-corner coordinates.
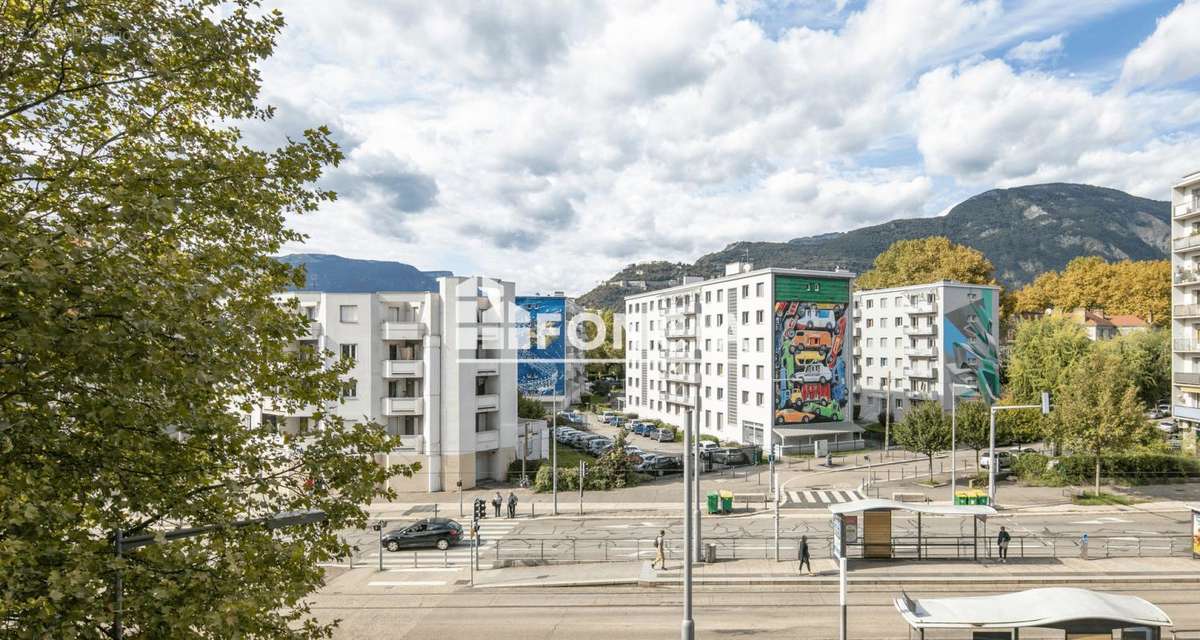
top-left (698, 441), bottom-right (719, 453)
top-left (1157, 420), bottom-right (1178, 434)
top-left (979, 451), bottom-right (1013, 470)
top-left (634, 453), bottom-right (661, 473)
top-left (587, 438), bottom-right (613, 455)
top-left (654, 428), bottom-right (675, 442)
top-left (712, 448), bottom-right (749, 466)
top-left (624, 445), bottom-right (644, 455)
top-left (382, 518), bottom-right (463, 552)
top-left (1157, 401), bottom-right (1171, 416)
top-left (652, 456), bottom-right (683, 474)
top-left (567, 432), bottom-right (595, 447)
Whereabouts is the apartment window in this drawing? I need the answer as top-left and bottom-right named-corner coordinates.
top-left (866, 338), bottom-right (873, 347)
top-left (880, 298), bottom-right (888, 308)
top-left (741, 364), bottom-right (749, 377)
top-left (756, 392), bottom-right (764, 406)
top-left (717, 388), bottom-right (724, 399)
top-left (717, 289), bottom-right (723, 302)
top-left (339, 305), bottom-right (358, 323)
top-left (756, 337), bottom-right (764, 351)
top-left (340, 343), bottom-right (357, 362)
top-left (705, 339), bottom-right (711, 351)
top-left (717, 412), bottom-right (723, 425)
top-left (705, 410), bottom-right (711, 427)
top-left (756, 310), bottom-right (764, 323)
top-left (705, 291), bottom-right (711, 303)
top-left (649, 320), bottom-right (655, 330)
top-left (866, 299), bottom-right (874, 309)
top-left (705, 386), bottom-right (711, 398)
top-left (866, 357), bottom-right (873, 366)
top-left (742, 311), bottom-right (749, 324)
top-left (756, 365), bottom-right (764, 379)
top-left (895, 296), bottom-right (903, 306)
top-left (717, 363), bottom-right (724, 375)
top-left (756, 282), bottom-right (764, 297)
top-left (705, 315), bottom-right (711, 327)
top-left (866, 319), bottom-right (874, 328)
top-left (341, 380), bottom-right (357, 398)
top-left (705, 363), bottom-right (712, 374)
top-left (717, 314), bottom-right (724, 326)
top-left (741, 390), bottom-right (749, 403)
top-left (866, 376), bottom-right (873, 386)
top-left (742, 285), bottom-right (749, 297)
top-left (895, 316), bottom-right (903, 328)
top-left (881, 357), bottom-right (888, 367)
top-left (742, 338), bottom-right (749, 351)
top-left (304, 306), bottom-right (317, 320)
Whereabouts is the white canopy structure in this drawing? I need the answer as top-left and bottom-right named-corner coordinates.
top-left (828, 498), bottom-right (996, 517)
top-left (894, 587), bottom-right (1172, 635)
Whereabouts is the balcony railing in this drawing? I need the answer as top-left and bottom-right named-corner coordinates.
top-left (382, 320), bottom-right (425, 341)
top-left (907, 389), bottom-right (941, 401)
top-left (1173, 234), bottom-right (1200, 252)
top-left (665, 368), bottom-right (700, 384)
top-left (665, 324), bottom-right (695, 339)
top-left (665, 392), bottom-right (693, 405)
top-left (393, 434), bottom-right (425, 453)
top-left (1174, 269), bottom-right (1200, 286)
top-left (381, 396), bottom-right (423, 416)
top-left (302, 318), bottom-right (322, 341)
top-left (478, 324), bottom-right (503, 348)
top-left (1174, 304), bottom-right (1200, 317)
top-left (904, 325), bottom-right (938, 337)
top-left (475, 393), bottom-right (499, 411)
top-left (476, 360), bottom-right (500, 376)
top-left (1174, 372), bottom-right (1200, 386)
top-left (905, 346), bottom-right (939, 359)
top-left (666, 348), bottom-right (701, 362)
top-left (383, 359), bottom-right (423, 378)
top-left (1174, 202), bottom-right (1200, 220)
top-left (906, 301), bottom-right (937, 314)
top-left (904, 366), bottom-right (938, 379)
top-left (1173, 339), bottom-right (1200, 352)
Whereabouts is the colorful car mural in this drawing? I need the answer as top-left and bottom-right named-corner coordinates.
top-left (774, 276), bottom-right (849, 425)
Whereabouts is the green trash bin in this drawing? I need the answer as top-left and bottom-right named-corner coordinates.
top-left (976, 493), bottom-right (989, 506)
top-left (719, 490), bottom-right (734, 514)
top-left (707, 492), bottom-right (719, 515)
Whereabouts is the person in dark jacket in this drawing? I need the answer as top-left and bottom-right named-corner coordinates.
top-left (492, 492), bottom-right (502, 518)
top-left (798, 535), bottom-right (812, 575)
top-left (997, 526), bottom-right (1011, 562)
top-left (507, 491), bottom-right (518, 519)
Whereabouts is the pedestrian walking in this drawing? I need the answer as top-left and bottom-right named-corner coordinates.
top-left (997, 526), bottom-right (1011, 562)
top-left (798, 535), bottom-right (812, 575)
top-left (507, 491), bottom-right (518, 519)
top-left (492, 491), bottom-right (502, 518)
top-left (652, 529), bottom-right (667, 570)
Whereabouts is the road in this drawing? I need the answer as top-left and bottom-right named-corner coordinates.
top-left (308, 582), bottom-right (1200, 639)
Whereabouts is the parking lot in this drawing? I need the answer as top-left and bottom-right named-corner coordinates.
top-left (580, 414), bottom-right (684, 457)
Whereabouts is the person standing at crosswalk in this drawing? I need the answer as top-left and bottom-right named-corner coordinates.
top-left (492, 492), bottom-right (503, 518)
top-left (652, 530), bottom-right (667, 570)
top-left (506, 491), bottom-right (517, 519)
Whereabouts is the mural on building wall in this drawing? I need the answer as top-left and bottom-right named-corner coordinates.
top-left (774, 276), bottom-right (850, 425)
top-left (943, 289), bottom-right (1001, 404)
top-left (515, 296), bottom-right (566, 396)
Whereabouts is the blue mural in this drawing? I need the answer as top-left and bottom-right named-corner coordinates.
top-left (942, 289), bottom-right (1000, 404)
top-left (515, 296), bottom-right (566, 397)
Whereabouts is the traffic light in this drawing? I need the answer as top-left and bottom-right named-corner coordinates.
top-left (472, 497), bottom-right (486, 521)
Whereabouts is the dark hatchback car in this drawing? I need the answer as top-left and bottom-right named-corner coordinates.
top-left (382, 518), bottom-right (463, 552)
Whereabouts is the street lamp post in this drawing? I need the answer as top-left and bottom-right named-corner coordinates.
top-left (682, 409), bottom-right (694, 640)
top-left (552, 398), bottom-right (558, 515)
top-left (949, 382), bottom-right (974, 503)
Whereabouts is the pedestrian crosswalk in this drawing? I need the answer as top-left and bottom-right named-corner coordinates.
top-left (781, 489), bottom-right (865, 507)
top-left (355, 520), bottom-right (518, 569)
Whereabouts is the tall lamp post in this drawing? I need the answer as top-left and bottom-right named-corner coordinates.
top-left (987, 392), bottom-right (1051, 506)
top-left (682, 409), bottom-right (695, 640)
top-left (948, 382), bottom-right (975, 502)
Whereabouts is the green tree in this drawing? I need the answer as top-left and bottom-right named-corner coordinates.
top-left (1005, 317), bottom-right (1092, 404)
top-left (1051, 347), bottom-right (1153, 497)
top-left (1111, 329), bottom-right (1170, 406)
top-left (953, 399), bottom-right (991, 467)
top-left (856, 237), bottom-right (997, 290)
top-left (1, 2), bottom-right (407, 637)
top-left (893, 401), bottom-right (950, 482)
top-left (518, 394), bottom-right (547, 420)
top-left (588, 431), bottom-right (633, 489)
top-left (1011, 257), bottom-right (1168, 326)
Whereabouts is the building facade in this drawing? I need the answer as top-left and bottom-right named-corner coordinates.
top-left (251, 276), bottom-right (519, 492)
top-left (1171, 169), bottom-right (1200, 451)
top-left (623, 263), bottom-right (858, 451)
top-left (852, 281), bottom-right (1001, 422)
top-left (515, 295), bottom-right (586, 412)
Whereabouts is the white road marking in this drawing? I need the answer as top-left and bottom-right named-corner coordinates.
top-left (788, 491), bottom-right (803, 503)
top-left (802, 491), bottom-right (816, 503)
top-left (368, 580), bottom-right (446, 587)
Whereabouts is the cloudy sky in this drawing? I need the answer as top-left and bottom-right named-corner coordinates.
top-left (251, 0), bottom-right (1200, 295)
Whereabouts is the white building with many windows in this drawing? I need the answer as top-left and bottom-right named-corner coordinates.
top-left (623, 263), bottom-right (860, 451)
top-left (852, 281), bottom-right (1002, 423)
top-left (1170, 169), bottom-right (1200, 453)
top-left (250, 275), bottom-right (519, 492)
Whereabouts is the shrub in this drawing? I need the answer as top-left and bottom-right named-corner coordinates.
top-left (699, 434), bottom-right (720, 444)
top-left (1013, 453), bottom-right (1200, 486)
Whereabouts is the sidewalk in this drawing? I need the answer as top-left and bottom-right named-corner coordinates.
top-left (466, 554), bottom-right (1200, 589)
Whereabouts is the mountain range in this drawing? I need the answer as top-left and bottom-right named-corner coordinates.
top-left (577, 183), bottom-right (1170, 310)
top-left (274, 254), bottom-right (449, 292)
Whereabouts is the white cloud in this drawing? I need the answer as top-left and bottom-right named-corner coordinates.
top-left (1120, 0), bottom-right (1200, 89)
top-left (1005, 33), bottom-right (1064, 64)
top-left (257, 0), bottom-right (1200, 295)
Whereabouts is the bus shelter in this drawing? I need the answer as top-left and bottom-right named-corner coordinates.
top-left (894, 587), bottom-right (1172, 639)
top-left (829, 498), bottom-right (997, 560)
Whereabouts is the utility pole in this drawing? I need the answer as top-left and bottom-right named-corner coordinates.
top-left (579, 460), bottom-right (585, 515)
top-left (521, 420), bottom-right (528, 485)
top-left (693, 396), bottom-right (702, 563)
top-left (682, 408), bottom-right (694, 640)
top-left (773, 445), bottom-right (780, 561)
top-left (883, 376), bottom-right (891, 459)
top-left (552, 398), bottom-right (558, 515)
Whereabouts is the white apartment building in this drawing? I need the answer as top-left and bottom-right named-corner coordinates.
top-left (623, 263), bottom-right (859, 451)
top-left (1170, 169), bottom-right (1200, 453)
top-left (515, 294), bottom-right (586, 412)
top-left (251, 276), bottom-right (519, 492)
top-left (852, 281), bottom-right (1001, 423)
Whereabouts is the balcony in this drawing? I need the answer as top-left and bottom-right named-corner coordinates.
top-left (476, 360), bottom-right (500, 376)
top-left (381, 396), bottom-right (423, 416)
top-left (393, 434), bottom-right (425, 453)
top-left (475, 429), bottom-right (500, 451)
top-left (382, 321), bottom-right (425, 341)
top-left (907, 389), bottom-right (941, 401)
top-left (1174, 268), bottom-right (1200, 287)
top-left (853, 345), bottom-right (862, 357)
top-left (904, 366), bottom-right (938, 379)
top-left (665, 392), bottom-right (693, 405)
top-left (1174, 202), bottom-right (1200, 221)
top-left (1174, 234), bottom-right (1200, 253)
top-left (906, 300), bottom-right (937, 315)
top-left (666, 348), bottom-right (701, 362)
top-left (478, 324), bottom-right (503, 349)
top-left (905, 346), bottom-right (939, 359)
top-left (383, 359), bottom-right (423, 378)
top-left (1174, 339), bottom-right (1200, 352)
top-left (665, 323), bottom-right (695, 339)
top-left (1175, 304), bottom-right (1200, 317)
top-left (302, 319), bottom-right (322, 340)
top-left (665, 368), bottom-right (700, 384)
top-left (475, 393), bottom-right (499, 411)
top-left (904, 325), bottom-right (938, 337)
top-left (1173, 405), bottom-right (1200, 421)
top-left (1174, 372), bottom-right (1200, 386)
